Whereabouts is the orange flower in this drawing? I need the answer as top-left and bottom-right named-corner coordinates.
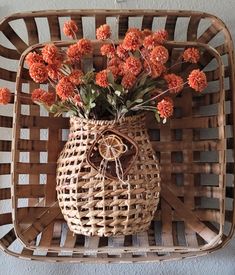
top-left (63, 20), bottom-right (78, 38)
top-left (188, 69), bottom-right (207, 92)
top-left (31, 88), bottom-right (55, 106)
top-left (67, 44), bottom-right (82, 64)
top-left (164, 73), bottom-right (184, 93)
top-left (122, 31), bottom-right (142, 51)
top-left (96, 70), bottom-right (109, 88)
top-left (124, 56), bottom-right (142, 76)
top-left (29, 63), bottom-right (48, 83)
top-left (40, 92), bottom-right (55, 106)
top-left (100, 44), bottom-right (115, 58)
top-left (150, 46), bottom-right (169, 64)
top-left (77, 38), bottom-right (92, 55)
top-left (42, 44), bottom-right (61, 65)
top-left (25, 52), bottom-right (44, 67)
top-left (96, 24), bottom-right (111, 40)
top-left (108, 57), bottom-right (122, 67)
top-left (121, 73), bottom-right (136, 89)
top-left (154, 29), bottom-right (168, 44)
top-left (118, 62), bottom-right (125, 76)
top-left (157, 97), bottom-right (174, 118)
top-left (183, 47), bottom-right (200, 63)
top-left (31, 88), bottom-right (45, 102)
top-left (0, 88), bottom-right (11, 105)
top-left (69, 70), bottom-right (84, 85)
top-left (142, 29), bottom-right (153, 37)
top-left (144, 61), bottom-right (166, 78)
top-left (56, 77), bottom-right (75, 100)
top-left (47, 64), bottom-right (62, 80)
top-left (143, 34), bottom-right (158, 50)
top-left (116, 44), bottom-right (128, 59)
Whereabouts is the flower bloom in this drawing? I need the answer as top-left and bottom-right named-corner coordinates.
top-left (29, 63), bottom-right (48, 83)
top-left (0, 88), bottom-right (11, 105)
top-left (67, 44), bottom-right (82, 63)
top-left (122, 31), bottom-right (142, 51)
top-left (31, 88), bottom-right (45, 102)
top-left (96, 24), bottom-right (111, 40)
top-left (183, 47), bottom-right (200, 63)
top-left (121, 73), bottom-right (136, 89)
top-left (77, 38), bottom-right (92, 55)
top-left (63, 20), bottom-right (78, 38)
top-left (116, 44), bottom-right (128, 59)
top-left (157, 97), bottom-right (174, 118)
top-left (31, 88), bottom-right (55, 106)
top-left (143, 34), bottom-right (158, 50)
top-left (47, 64), bottom-right (62, 80)
top-left (56, 77), bottom-right (75, 100)
top-left (154, 29), bottom-right (168, 44)
top-left (96, 70), bottom-right (109, 88)
top-left (40, 92), bottom-right (55, 106)
top-left (124, 56), bottom-right (142, 76)
top-left (42, 44), bottom-right (61, 65)
top-left (142, 29), bottom-right (153, 37)
top-left (100, 44), bottom-right (115, 58)
top-left (108, 57), bottom-right (122, 67)
top-left (188, 69), bottom-right (207, 92)
top-left (164, 73), bottom-right (184, 93)
top-left (25, 52), bottom-right (44, 67)
top-left (150, 46), bottom-right (169, 64)
top-left (144, 61), bottom-right (166, 78)
top-left (69, 70), bottom-right (84, 85)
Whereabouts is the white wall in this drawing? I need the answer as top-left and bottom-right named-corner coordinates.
top-left (0, 0), bottom-right (235, 274)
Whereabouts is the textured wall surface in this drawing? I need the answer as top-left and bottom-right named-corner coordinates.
top-left (0, 0), bottom-right (235, 274)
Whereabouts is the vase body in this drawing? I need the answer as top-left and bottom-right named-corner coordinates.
top-left (56, 114), bottom-right (160, 237)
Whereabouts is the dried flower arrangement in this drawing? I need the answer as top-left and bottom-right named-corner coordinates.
top-left (0, 20), bottom-right (208, 237)
top-left (0, 20), bottom-right (207, 123)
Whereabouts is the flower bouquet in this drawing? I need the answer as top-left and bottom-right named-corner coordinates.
top-left (0, 20), bottom-right (207, 236)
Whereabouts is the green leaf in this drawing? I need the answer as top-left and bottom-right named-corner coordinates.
top-left (155, 111), bottom-right (161, 123)
top-left (107, 71), bottom-right (115, 85)
top-left (135, 98), bottom-right (143, 103)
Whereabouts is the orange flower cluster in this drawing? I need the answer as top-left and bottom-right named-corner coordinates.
top-left (96, 70), bottom-right (109, 88)
top-left (96, 24), bottom-right (111, 40)
top-left (56, 77), bottom-right (75, 100)
top-left (157, 97), bottom-right (174, 118)
top-left (183, 47), bottom-right (200, 63)
top-left (0, 88), bottom-right (11, 105)
top-left (31, 88), bottom-right (55, 106)
top-left (63, 20), bottom-right (78, 38)
top-left (164, 74), bottom-right (184, 94)
top-left (20, 20), bottom-right (208, 122)
top-left (188, 69), bottom-right (207, 92)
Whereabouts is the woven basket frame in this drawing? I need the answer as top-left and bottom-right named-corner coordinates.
top-left (0, 9), bottom-right (234, 263)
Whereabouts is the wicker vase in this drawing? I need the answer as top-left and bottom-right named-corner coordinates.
top-left (56, 114), bottom-right (160, 237)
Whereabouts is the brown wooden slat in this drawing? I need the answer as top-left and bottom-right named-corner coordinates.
top-left (47, 16), bottom-right (61, 41)
top-left (165, 15), bottom-right (177, 40)
top-left (161, 185), bottom-right (219, 243)
top-left (20, 201), bottom-right (61, 243)
top-left (187, 15), bottom-right (201, 41)
top-left (19, 115), bottom-right (69, 129)
top-left (0, 44), bottom-right (21, 59)
top-left (0, 164), bottom-right (11, 175)
top-left (1, 21), bottom-right (28, 53)
top-left (1, 228), bottom-right (16, 248)
top-left (0, 188), bottom-right (11, 200)
top-left (0, 140), bottom-right (11, 151)
top-left (16, 184), bottom-right (46, 198)
top-left (142, 15), bottom-right (154, 30)
top-left (0, 213), bottom-right (12, 226)
top-left (70, 15), bottom-right (83, 38)
top-left (118, 15), bottom-right (129, 37)
top-left (24, 17), bottom-right (39, 45)
top-left (16, 163), bottom-right (56, 174)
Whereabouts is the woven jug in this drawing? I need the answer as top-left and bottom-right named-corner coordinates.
top-left (56, 114), bottom-right (160, 237)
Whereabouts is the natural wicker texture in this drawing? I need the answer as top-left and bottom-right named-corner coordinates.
top-left (0, 9), bottom-right (234, 263)
top-left (56, 115), bottom-right (160, 237)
